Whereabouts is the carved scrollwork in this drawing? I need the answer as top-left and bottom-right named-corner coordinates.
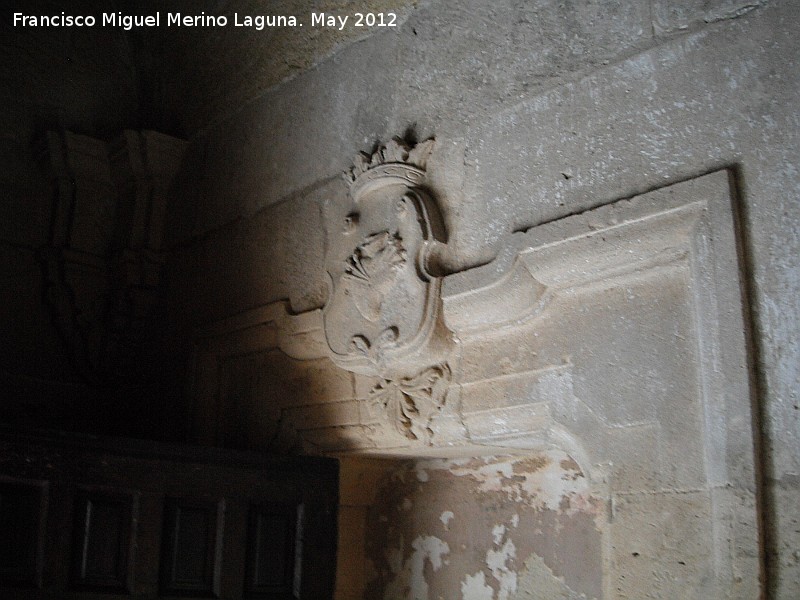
top-left (348, 326), bottom-right (400, 366)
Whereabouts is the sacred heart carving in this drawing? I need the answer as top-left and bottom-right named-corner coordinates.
top-left (344, 231), bottom-right (407, 322)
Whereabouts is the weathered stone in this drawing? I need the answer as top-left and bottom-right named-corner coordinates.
top-left (3, 0), bottom-right (799, 596)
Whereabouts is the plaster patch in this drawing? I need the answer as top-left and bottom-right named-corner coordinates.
top-left (382, 535), bottom-right (450, 600)
top-left (449, 459), bottom-right (516, 493)
top-left (365, 453), bottom-right (604, 599)
top-left (487, 537), bottom-right (518, 600)
top-left (461, 571), bottom-right (494, 600)
top-left (515, 553), bottom-right (582, 599)
top-left (448, 452), bottom-right (594, 513)
top-left (492, 524), bottom-right (506, 545)
top-left (411, 536), bottom-right (450, 599)
top-left (440, 510), bottom-right (454, 528)
top-left (414, 535), bottom-right (450, 571)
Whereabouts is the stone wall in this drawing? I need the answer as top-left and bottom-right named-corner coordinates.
top-left (362, 452), bottom-right (605, 599)
top-left (1, 0), bottom-right (797, 597)
top-left (0, 1), bottom-right (180, 436)
top-left (163, 1), bottom-right (800, 598)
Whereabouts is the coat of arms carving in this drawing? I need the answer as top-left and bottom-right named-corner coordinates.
top-left (323, 138), bottom-right (452, 380)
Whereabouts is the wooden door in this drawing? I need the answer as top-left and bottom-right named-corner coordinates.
top-left (0, 429), bottom-right (338, 599)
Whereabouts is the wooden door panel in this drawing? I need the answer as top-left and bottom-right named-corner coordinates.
top-left (0, 429), bottom-right (338, 600)
top-left (244, 502), bottom-right (298, 599)
top-left (160, 498), bottom-right (224, 597)
top-left (0, 478), bottom-right (48, 588)
top-left (70, 488), bottom-right (138, 593)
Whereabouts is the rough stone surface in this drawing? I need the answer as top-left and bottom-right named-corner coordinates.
top-left (140, 0), bottom-right (422, 136)
top-left (363, 453), bottom-right (605, 600)
top-left (2, 0), bottom-right (799, 598)
top-left (166, 2), bottom-right (797, 597)
top-left (180, 169), bottom-right (763, 598)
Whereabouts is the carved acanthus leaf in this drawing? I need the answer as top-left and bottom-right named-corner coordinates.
top-left (370, 364), bottom-right (452, 443)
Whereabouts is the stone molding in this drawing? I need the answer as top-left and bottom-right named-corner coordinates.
top-left (190, 302), bottom-right (328, 446)
top-left (441, 187), bottom-right (706, 334)
top-left (193, 170), bottom-right (754, 465)
top-left (189, 167), bottom-right (762, 591)
top-left (38, 129), bottom-right (187, 383)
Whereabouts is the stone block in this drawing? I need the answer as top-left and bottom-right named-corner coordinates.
top-left (610, 490), bottom-right (717, 598)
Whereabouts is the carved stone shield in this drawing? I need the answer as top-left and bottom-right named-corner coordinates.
top-left (323, 139), bottom-right (448, 377)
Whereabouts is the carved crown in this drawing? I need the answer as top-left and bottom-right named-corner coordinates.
top-left (344, 138), bottom-right (434, 198)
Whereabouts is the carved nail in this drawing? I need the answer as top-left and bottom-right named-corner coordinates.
top-left (378, 326), bottom-right (399, 346)
top-left (343, 212), bottom-right (359, 233)
top-left (349, 335), bottom-right (371, 356)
